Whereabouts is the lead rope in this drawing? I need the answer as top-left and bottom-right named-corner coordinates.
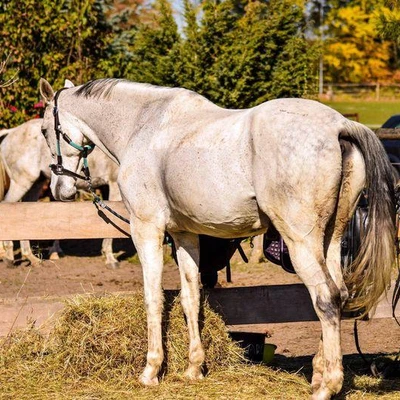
top-left (86, 177), bottom-right (130, 225)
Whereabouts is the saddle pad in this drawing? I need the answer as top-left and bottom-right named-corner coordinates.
top-left (263, 236), bottom-right (296, 274)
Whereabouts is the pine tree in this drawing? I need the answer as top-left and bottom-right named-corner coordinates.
top-left (172, 0), bottom-right (204, 93)
top-left (180, 0), bottom-right (318, 108)
top-left (125, 0), bottom-right (180, 86)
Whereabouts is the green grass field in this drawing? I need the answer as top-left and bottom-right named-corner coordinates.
top-left (322, 100), bottom-right (400, 129)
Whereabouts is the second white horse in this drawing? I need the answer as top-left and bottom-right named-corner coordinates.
top-left (0, 115), bottom-right (121, 268)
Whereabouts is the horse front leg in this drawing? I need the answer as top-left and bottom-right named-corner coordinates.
top-left (170, 232), bottom-right (205, 380)
top-left (5, 180), bottom-right (44, 266)
top-left (0, 240), bottom-right (15, 268)
top-left (101, 238), bottom-right (119, 269)
top-left (131, 220), bottom-right (165, 386)
top-left (20, 240), bottom-right (43, 266)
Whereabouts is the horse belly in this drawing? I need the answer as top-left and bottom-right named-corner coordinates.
top-left (163, 154), bottom-right (266, 237)
top-left (168, 196), bottom-right (264, 237)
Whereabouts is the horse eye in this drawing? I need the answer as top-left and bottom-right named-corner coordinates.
top-left (41, 129), bottom-right (47, 137)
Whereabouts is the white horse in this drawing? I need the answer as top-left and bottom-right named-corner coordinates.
top-left (0, 110), bottom-right (121, 268)
top-left (39, 78), bottom-right (396, 400)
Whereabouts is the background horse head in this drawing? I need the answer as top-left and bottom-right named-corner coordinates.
top-left (39, 77), bottom-right (396, 400)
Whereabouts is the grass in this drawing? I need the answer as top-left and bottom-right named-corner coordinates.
top-left (322, 100), bottom-right (400, 129)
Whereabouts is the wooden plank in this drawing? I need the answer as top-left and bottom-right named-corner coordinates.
top-left (167, 283), bottom-right (398, 324)
top-left (0, 201), bottom-right (398, 324)
top-left (0, 201), bottom-right (131, 240)
top-left (202, 284), bottom-right (318, 324)
top-left (343, 113), bottom-right (359, 122)
top-left (376, 128), bottom-right (400, 140)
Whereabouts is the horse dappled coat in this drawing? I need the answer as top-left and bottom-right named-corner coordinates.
top-left (40, 78), bottom-right (396, 400)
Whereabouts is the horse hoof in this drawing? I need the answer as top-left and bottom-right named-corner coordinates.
top-left (49, 252), bottom-right (60, 260)
top-left (106, 261), bottom-right (120, 270)
top-left (139, 374), bottom-right (159, 386)
top-left (23, 257), bottom-right (43, 267)
top-left (311, 386), bottom-right (333, 400)
top-left (184, 367), bottom-right (204, 381)
top-left (4, 259), bottom-right (17, 269)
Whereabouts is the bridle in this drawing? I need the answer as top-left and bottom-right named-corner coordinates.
top-left (49, 87), bottom-right (130, 224)
top-left (50, 87), bottom-right (95, 181)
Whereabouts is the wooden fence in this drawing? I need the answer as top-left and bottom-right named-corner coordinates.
top-left (0, 201), bottom-right (398, 323)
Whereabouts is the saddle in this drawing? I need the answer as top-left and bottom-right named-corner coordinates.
top-left (263, 226), bottom-right (295, 273)
top-left (263, 195), bottom-right (369, 273)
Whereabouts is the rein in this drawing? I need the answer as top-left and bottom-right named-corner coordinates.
top-left (51, 88), bottom-right (130, 225)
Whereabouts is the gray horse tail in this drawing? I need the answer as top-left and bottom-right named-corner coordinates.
top-left (340, 120), bottom-right (396, 316)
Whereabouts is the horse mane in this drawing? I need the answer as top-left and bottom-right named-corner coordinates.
top-left (74, 78), bottom-right (128, 100)
top-left (74, 79), bottom-right (188, 102)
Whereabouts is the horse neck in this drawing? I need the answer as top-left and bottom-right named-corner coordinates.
top-left (64, 85), bottom-right (178, 162)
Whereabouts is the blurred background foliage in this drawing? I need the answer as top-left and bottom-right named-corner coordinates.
top-left (1, 0), bottom-right (400, 126)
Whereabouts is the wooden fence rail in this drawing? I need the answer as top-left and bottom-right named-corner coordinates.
top-left (0, 201), bottom-right (398, 322)
top-left (0, 201), bottom-right (130, 240)
top-left (376, 128), bottom-right (400, 140)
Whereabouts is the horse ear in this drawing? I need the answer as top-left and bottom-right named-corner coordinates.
top-left (39, 78), bottom-right (55, 103)
top-left (64, 79), bottom-right (75, 88)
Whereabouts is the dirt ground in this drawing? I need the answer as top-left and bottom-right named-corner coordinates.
top-left (0, 238), bottom-right (399, 365)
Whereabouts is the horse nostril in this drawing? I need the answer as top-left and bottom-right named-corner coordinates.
top-left (60, 189), bottom-right (77, 201)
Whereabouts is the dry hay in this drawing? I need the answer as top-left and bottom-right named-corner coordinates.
top-left (0, 292), bottom-right (311, 399)
top-left (49, 292), bottom-right (244, 380)
top-left (1, 292), bottom-right (400, 399)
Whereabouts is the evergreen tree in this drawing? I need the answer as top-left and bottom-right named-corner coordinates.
top-left (125, 0), bottom-right (180, 86)
top-left (176, 0), bottom-right (318, 108)
top-left (172, 0), bottom-right (204, 93)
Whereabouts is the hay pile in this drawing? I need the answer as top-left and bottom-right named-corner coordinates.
top-left (0, 292), bottom-right (310, 399)
top-left (50, 292), bottom-right (243, 379)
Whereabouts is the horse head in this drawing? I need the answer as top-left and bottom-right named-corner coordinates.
top-left (39, 78), bottom-right (93, 201)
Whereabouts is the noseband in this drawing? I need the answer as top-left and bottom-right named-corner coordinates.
top-left (50, 87), bottom-right (95, 181)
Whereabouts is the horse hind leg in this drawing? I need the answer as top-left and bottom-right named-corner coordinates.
top-left (20, 240), bottom-right (42, 266)
top-left (325, 141), bottom-right (366, 308)
top-left (288, 236), bottom-right (343, 400)
top-left (49, 240), bottom-right (63, 260)
top-left (312, 141), bottom-right (366, 394)
top-left (101, 238), bottom-right (119, 269)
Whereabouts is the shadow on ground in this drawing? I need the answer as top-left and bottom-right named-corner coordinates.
top-left (270, 352), bottom-right (400, 398)
top-left (25, 238), bottom-right (137, 261)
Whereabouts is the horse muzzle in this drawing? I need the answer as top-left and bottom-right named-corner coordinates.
top-left (51, 176), bottom-right (77, 201)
